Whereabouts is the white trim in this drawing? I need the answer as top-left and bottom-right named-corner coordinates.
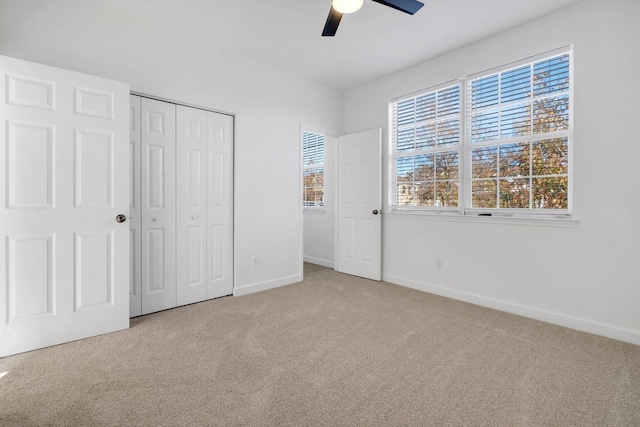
top-left (336, 131), bottom-right (343, 275)
top-left (130, 91), bottom-right (234, 117)
top-left (299, 124), bottom-right (305, 281)
top-left (303, 256), bottom-right (335, 269)
top-left (384, 211), bottom-right (578, 228)
top-left (567, 46), bottom-right (575, 213)
top-left (233, 274), bottom-right (302, 297)
top-left (383, 273), bottom-right (640, 346)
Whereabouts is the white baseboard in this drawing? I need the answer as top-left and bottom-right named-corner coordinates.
top-left (233, 273), bottom-right (302, 297)
top-left (303, 256), bottom-right (334, 269)
top-left (383, 273), bottom-right (640, 346)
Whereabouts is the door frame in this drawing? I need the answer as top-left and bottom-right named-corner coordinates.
top-left (299, 124), bottom-right (339, 278)
top-left (298, 126), bottom-right (383, 280)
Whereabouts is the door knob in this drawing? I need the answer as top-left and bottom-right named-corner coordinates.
top-left (372, 209), bottom-right (379, 215)
top-left (116, 214), bottom-right (127, 223)
top-left (152, 217), bottom-right (160, 222)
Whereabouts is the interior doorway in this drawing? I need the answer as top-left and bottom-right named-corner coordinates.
top-left (301, 127), bottom-right (337, 272)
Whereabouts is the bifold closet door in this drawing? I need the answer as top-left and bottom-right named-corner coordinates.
top-left (130, 96), bottom-right (233, 317)
top-left (141, 98), bottom-right (176, 315)
top-left (129, 95), bottom-right (142, 317)
top-left (176, 107), bottom-right (234, 303)
top-left (176, 106), bottom-right (207, 305)
top-left (206, 112), bottom-right (233, 299)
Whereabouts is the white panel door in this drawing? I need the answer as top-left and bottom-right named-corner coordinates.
top-left (206, 111), bottom-right (233, 299)
top-left (129, 95), bottom-right (142, 317)
top-left (176, 105), bottom-right (207, 305)
top-left (141, 98), bottom-right (176, 315)
top-left (337, 129), bottom-right (382, 281)
top-left (0, 55), bottom-right (129, 358)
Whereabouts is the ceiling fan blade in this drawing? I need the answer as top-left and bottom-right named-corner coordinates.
top-left (371, 0), bottom-right (424, 15)
top-left (322, 6), bottom-right (343, 37)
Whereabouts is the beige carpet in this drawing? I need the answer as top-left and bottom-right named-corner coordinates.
top-left (1, 263), bottom-right (639, 426)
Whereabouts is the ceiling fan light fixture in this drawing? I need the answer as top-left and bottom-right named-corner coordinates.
top-left (322, 0), bottom-right (424, 37)
top-left (332, 0), bottom-right (364, 14)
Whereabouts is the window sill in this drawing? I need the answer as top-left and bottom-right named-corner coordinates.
top-left (384, 211), bottom-right (578, 228)
top-left (303, 208), bottom-right (326, 215)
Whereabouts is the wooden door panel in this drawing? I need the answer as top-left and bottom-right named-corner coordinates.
top-left (337, 129), bottom-right (382, 281)
top-left (0, 54), bottom-right (129, 358)
top-left (177, 106), bottom-right (207, 306)
top-left (206, 112), bottom-right (233, 299)
top-left (141, 98), bottom-right (176, 315)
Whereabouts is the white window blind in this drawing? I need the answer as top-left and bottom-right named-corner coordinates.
top-left (389, 47), bottom-right (572, 217)
top-left (468, 52), bottom-right (571, 212)
top-left (391, 83), bottom-right (461, 209)
top-left (302, 131), bottom-right (325, 207)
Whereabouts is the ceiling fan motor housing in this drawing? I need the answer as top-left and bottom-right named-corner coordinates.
top-left (322, 0), bottom-right (425, 37)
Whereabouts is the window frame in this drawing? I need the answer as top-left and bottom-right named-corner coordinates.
top-left (388, 46), bottom-right (573, 219)
top-left (390, 80), bottom-right (463, 213)
top-left (302, 130), bottom-right (326, 209)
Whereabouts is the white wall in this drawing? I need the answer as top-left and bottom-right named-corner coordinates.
top-left (344, 0), bottom-right (640, 344)
top-left (0, 0), bottom-right (344, 295)
top-left (303, 131), bottom-right (337, 269)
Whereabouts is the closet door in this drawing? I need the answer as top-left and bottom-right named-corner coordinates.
top-left (141, 98), bottom-right (176, 315)
top-left (207, 112), bottom-right (233, 299)
top-left (129, 95), bottom-right (142, 316)
top-left (176, 106), bottom-right (207, 305)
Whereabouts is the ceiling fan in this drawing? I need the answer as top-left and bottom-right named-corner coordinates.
top-left (322, 0), bottom-right (425, 37)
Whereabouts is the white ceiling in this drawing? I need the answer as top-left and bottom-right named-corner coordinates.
top-left (0, 0), bottom-right (585, 91)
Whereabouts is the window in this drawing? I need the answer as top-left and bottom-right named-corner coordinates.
top-left (392, 83), bottom-right (461, 209)
top-left (390, 48), bottom-right (571, 216)
top-left (302, 130), bottom-right (325, 207)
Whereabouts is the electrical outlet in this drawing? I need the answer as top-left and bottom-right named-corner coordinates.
top-left (251, 256), bottom-right (259, 268)
top-left (436, 259), bottom-right (443, 269)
